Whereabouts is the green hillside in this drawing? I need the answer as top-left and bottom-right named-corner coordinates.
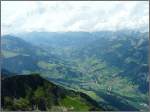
top-left (1, 31), bottom-right (149, 111)
top-left (1, 73), bottom-right (103, 111)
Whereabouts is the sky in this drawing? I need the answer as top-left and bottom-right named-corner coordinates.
top-left (1, 1), bottom-right (149, 34)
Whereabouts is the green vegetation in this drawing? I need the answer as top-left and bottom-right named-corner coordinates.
top-left (60, 96), bottom-right (90, 111)
top-left (2, 50), bottom-right (18, 58)
top-left (2, 74), bottom-right (102, 111)
top-left (2, 32), bottom-right (149, 111)
top-left (13, 98), bottom-right (30, 110)
top-left (37, 61), bottom-right (56, 70)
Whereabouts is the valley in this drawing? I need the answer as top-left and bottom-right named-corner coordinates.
top-left (1, 31), bottom-right (149, 111)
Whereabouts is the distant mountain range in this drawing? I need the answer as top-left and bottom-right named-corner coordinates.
top-left (1, 31), bottom-right (149, 111)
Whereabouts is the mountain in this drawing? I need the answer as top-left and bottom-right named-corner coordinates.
top-left (17, 31), bottom-right (114, 58)
top-left (2, 31), bottom-right (149, 111)
top-left (17, 31), bottom-right (149, 93)
top-left (1, 72), bottom-right (103, 111)
top-left (1, 35), bottom-right (82, 79)
top-left (73, 31), bottom-right (149, 93)
top-left (2, 35), bottom-right (39, 55)
top-left (1, 69), bottom-right (16, 79)
top-left (1, 35), bottom-right (46, 73)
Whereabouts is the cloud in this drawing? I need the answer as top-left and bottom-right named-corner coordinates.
top-left (1, 1), bottom-right (149, 34)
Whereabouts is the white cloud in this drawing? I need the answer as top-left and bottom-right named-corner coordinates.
top-left (1, 1), bottom-right (149, 34)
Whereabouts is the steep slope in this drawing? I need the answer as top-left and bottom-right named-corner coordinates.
top-left (1, 35), bottom-right (82, 79)
top-left (1, 69), bottom-right (16, 79)
top-left (3, 31), bottom-right (149, 111)
top-left (74, 32), bottom-right (149, 93)
top-left (1, 35), bottom-right (48, 73)
top-left (1, 73), bottom-right (103, 111)
top-left (18, 31), bottom-right (149, 93)
top-left (2, 35), bottom-right (39, 55)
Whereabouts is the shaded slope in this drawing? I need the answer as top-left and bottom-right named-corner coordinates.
top-left (1, 35), bottom-right (83, 80)
top-left (1, 74), bottom-right (103, 111)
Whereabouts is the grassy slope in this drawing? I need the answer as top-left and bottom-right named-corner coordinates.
top-left (1, 74), bottom-right (103, 111)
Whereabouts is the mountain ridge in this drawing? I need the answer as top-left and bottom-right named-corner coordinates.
top-left (2, 72), bottom-right (103, 111)
top-left (1, 31), bottom-right (149, 111)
